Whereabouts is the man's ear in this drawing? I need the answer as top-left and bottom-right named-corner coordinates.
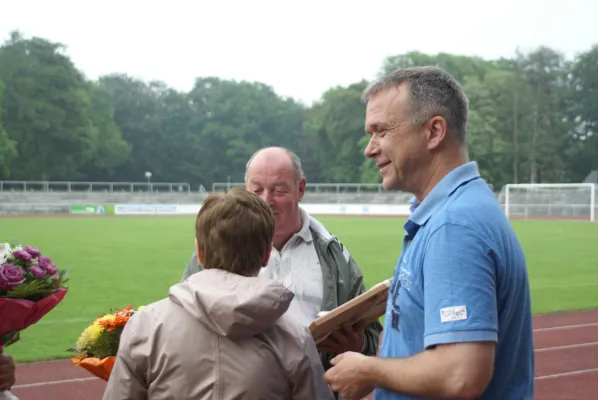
top-left (426, 116), bottom-right (449, 150)
top-left (261, 243), bottom-right (273, 268)
top-left (297, 178), bottom-right (306, 202)
top-left (195, 238), bottom-right (204, 265)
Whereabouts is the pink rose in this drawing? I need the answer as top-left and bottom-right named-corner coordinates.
top-left (23, 246), bottom-right (41, 258)
top-left (13, 250), bottom-right (32, 261)
top-left (45, 264), bottom-right (57, 276)
top-left (29, 265), bottom-right (47, 279)
top-left (38, 257), bottom-right (52, 268)
top-left (0, 264), bottom-right (25, 291)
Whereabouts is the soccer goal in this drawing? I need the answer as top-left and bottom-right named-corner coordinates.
top-left (503, 183), bottom-right (596, 222)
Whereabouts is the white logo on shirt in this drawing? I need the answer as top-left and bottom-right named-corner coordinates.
top-left (398, 267), bottom-right (412, 290)
top-left (440, 305), bottom-right (468, 323)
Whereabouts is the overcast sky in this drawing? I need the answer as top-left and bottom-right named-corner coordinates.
top-left (1, 0), bottom-right (597, 105)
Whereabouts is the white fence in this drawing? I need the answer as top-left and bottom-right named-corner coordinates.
top-left (212, 182), bottom-right (385, 193)
top-left (2, 180), bottom-right (598, 222)
top-left (110, 203), bottom-right (412, 217)
top-left (0, 180), bottom-right (204, 193)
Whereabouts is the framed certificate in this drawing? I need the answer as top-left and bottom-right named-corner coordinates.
top-left (309, 278), bottom-right (391, 344)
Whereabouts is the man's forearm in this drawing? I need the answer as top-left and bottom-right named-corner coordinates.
top-left (363, 346), bottom-right (490, 399)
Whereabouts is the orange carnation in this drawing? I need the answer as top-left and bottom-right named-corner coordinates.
top-left (98, 306), bottom-right (134, 332)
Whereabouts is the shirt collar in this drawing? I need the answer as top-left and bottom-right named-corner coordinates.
top-left (295, 207), bottom-right (313, 243)
top-left (409, 196), bottom-right (420, 213)
top-left (407, 161), bottom-right (481, 229)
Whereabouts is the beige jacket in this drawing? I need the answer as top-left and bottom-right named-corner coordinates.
top-left (103, 269), bottom-right (335, 400)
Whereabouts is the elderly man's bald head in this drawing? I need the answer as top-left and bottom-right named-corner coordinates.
top-left (244, 147), bottom-right (305, 184)
top-left (243, 147), bottom-right (307, 248)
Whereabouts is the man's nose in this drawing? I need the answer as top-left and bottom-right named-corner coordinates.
top-left (261, 191), bottom-right (276, 205)
top-left (364, 136), bottom-right (378, 158)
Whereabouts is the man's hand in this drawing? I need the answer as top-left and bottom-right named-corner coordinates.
top-left (317, 321), bottom-right (366, 355)
top-left (0, 354), bottom-right (16, 390)
top-left (324, 352), bottom-right (374, 400)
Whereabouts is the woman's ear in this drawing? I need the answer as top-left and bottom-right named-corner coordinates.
top-left (195, 238), bottom-right (204, 264)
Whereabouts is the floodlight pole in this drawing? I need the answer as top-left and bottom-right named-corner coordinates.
top-left (145, 171), bottom-right (153, 192)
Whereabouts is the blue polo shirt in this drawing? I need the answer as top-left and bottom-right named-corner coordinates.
top-left (375, 162), bottom-right (534, 400)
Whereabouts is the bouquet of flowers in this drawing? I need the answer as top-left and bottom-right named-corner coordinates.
top-left (70, 305), bottom-right (142, 381)
top-left (0, 243), bottom-right (69, 400)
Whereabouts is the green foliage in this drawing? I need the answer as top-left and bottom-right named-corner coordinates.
top-left (0, 30), bottom-right (597, 187)
top-left (1, 330), bottom-right (20, 347)
top-left (0, 80), bottom-right (17, 178)
top-left (67, 325), bottom-right (124, 359)
top-left (92, 327), bottom-right (122, 359)
top-left (3, 270), bottom-right (69, 302)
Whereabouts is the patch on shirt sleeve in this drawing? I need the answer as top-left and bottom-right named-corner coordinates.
top-left (440, 305), bottom-right (467, 323)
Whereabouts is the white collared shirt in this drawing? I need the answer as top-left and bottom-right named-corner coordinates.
top-left (259, 208), bottom-right (324, 327)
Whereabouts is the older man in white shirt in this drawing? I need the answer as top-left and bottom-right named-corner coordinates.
top-left (181, 147), bottom-right (382, 377)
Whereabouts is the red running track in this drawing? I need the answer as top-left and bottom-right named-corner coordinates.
top-left (9, 309), bottom-right (598, 400)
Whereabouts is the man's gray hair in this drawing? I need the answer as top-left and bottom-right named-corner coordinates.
top-left (244, 147), bottom-right (305, 183)
top-left (361, 66), bottom-right (469, 144)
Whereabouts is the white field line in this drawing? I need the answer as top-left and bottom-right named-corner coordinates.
top-left (35, 317), bottom-right (94, 325)
top-left (15, 358), bottom-right (77, 366)
top-left (533, 322), bottom-right (598, 332)
top-left (533, 308), bottom-right (598, 317)
top-left (12, 376), bottom-right (99, 389)
top-left (536, 368), bottom-right (598, 380)
top-left (535, 341), bottom-right (598, 352)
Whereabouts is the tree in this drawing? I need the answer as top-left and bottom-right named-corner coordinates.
top-left (304, 81), bottom-right (370, 183)
top-left (186, 77), bottom-right (306, 184)
top-left (0, 30), bottom-right (596, 189)
top-left (0, 79), bottom-right (17, 178)
top-left (565, 45), bottom-right (598, 181)
top-left (0, 31), bottom-right (96, 180)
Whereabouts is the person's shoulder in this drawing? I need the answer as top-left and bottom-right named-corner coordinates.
top-left (307, 214), bottom-right (352, 261)
top-left (128, 299), bottom-right (168, 326)
top-left (140, 298), bottom-right (170, 314)
top-left (307, 213), bottom-right (334, 242)
top-left (122, 298), bottom-right (191, 349)
top-left (423, 180), bottom-right (520, 259)
top-left (437, 180), bottom-right (507, 229)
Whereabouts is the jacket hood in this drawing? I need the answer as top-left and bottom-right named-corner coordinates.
top-left (169, 268), bottom-right (294, 339)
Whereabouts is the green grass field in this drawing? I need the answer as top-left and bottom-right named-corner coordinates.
top-left (2, 216), bottom-right (598, 362)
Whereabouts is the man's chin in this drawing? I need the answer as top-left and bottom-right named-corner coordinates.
top-left (381, 177), bottom-right (397, 191)
top-left (272, 213), bottom-right (284, 225)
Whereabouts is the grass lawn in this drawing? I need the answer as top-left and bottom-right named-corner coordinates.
top-left (1, 215), bottom-right (598, 362)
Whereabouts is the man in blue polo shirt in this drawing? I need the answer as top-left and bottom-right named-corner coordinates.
top-left (324, 66), bottom-right (534, 400)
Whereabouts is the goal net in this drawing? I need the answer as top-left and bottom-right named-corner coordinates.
top-left (503, 183), bottom-right (596, 222)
